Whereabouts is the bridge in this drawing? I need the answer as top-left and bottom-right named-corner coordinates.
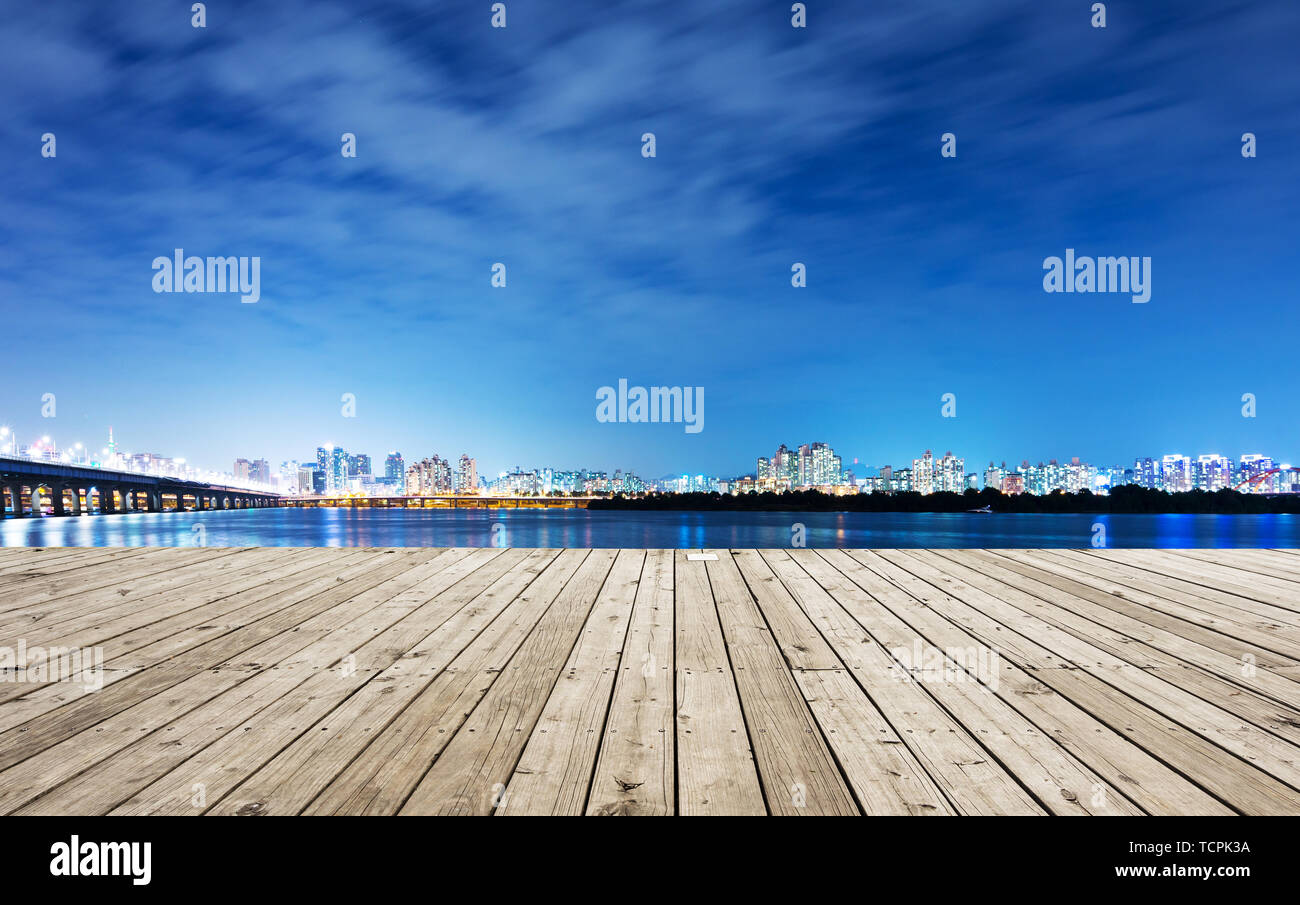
top-left (0, 455), bottom-right (279, 518)
top-left (1232, 468), bottom-right (1289, 493)
top-left (282, 495), bottom-right (597, 510)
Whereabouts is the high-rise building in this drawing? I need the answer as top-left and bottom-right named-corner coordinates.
top-left (346, 453), bottom-right (372, 478)
top-left (406, 455), bottom-right (454, 496)
top-left (809, 442), bottom-right (841, 486)
top-left (912, 450), bottom-right (935, 495)
top-left (1239, 454), bottom-right (1276, 493)
top-left (797, 444), bottom-right (811, 486)
top-left (315, 446), bottom-right (348, 493)
top-left (1023, 463), bottom-right (1047, 496)
top-left (457, 455), bottom-right (477, 493)
top-left (1195, 454), bottom-right (1233, 491)
top-left (1133, 457), bottom-right (1160, 490)
top-left (234, 458), bottom-right (252, 481)
top-left (936, 451), bottom-right (964, 493)
top-left (1064, 457), bottom-right (1093, 494)
top-left (984, 462), bottom-right (1005, 491)
top-left (385, 452), bottom-right (405, 492)
top-left (1161, 454), bottom-right (1192, 493)
top-left (892, 467), bottom-right (913, 493)
top-left (250, 458), bottom-right (271, 485)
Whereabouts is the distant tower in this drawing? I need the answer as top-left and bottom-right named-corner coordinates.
top-left (108, 426), bottom-right (116, 456)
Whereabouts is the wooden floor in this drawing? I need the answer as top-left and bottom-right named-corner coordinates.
top-left (0, 546), bottom-right (1298, 815)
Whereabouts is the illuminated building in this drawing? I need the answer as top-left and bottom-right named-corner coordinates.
top-left (457, 455), bottom-right (478, 493)
top-left (911, 450), bottom-right (935, 495)
top-left (1161, 454), bottom-right (1192, 493)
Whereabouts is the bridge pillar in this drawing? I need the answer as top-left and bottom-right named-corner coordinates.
top-left (70, 487), bottom-right (82, 516)
top-left (52, 485), bottom-right (66, 517)
top-left (121, 489), bottom-right (133, 513)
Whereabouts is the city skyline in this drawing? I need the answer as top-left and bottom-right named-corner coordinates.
top-left (3, 1), bottom-right (1299, 478)
top-left (5, 420), bottom-right (1295, 497)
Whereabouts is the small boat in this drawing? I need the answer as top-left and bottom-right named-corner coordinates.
top-left (966, 504), bottom-right (993, 513)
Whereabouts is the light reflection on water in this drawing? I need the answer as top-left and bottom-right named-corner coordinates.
top-left (2, 508), bottom-right (1298, 548)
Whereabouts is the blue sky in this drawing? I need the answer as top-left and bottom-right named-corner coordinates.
top-left (1, 0), bottom-right (1297, 478)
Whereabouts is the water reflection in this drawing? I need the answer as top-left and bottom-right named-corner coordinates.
top-left (1, 509), bottom-right (1297, 549)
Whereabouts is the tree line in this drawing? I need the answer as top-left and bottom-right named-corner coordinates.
top-left (589, 485), bottom-right (1300, 514)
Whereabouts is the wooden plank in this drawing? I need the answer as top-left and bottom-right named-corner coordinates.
top-left (871, 550), bottom-right (1300, 813)
top-left (744, 549), bottom-right (959, 815)
top-left (0, 548), bottom-right (303, 646)
top-left (0, 547), bottom-right (309, 708)
top-left (0, 547), bottom-right (1291, 817)
top-left (773, 549), bottom-right (1053, 815)
top-left (1174, 549), bottom-right (1300, 583)
top-left (0, 549), bottom-right (369, 728)
top-left (0, 548), bottom-right (239, 625)
top-left (586, 549), bottom-right (675, 816)
top-left (0, 548), bottom-right (157, 585)
top-left (1065, 550), bottom-right (1300, 630)
top-left (0, 550), bottom-right (410, 771)
top-left (15, 549), bottom-right (489, 815)
top-left (673, 550), bottom-right (765, 816)
top-left (496, 551), bottom-right (644, 815)
top-left (705, 550), bottom-right (859, 815)
top-left (401, 550), bottom-right (619, 814)
top-left (968, 550), bottom-right (1300, 716)
top-left (824, 550), bottom-right (1234, 815)
top-left (119, 548), bottom-right (547, 816)
top-left (0, 550), bottom-right (456, 813)
top-left (297, 549), bottom-right (590, 815)
top-left (1102, 549), bottom-right (1300, 614)
top-left (1001, 549), bottom-right (1300, 672)
top-left (821, 548), bottom-right (1237, 816)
